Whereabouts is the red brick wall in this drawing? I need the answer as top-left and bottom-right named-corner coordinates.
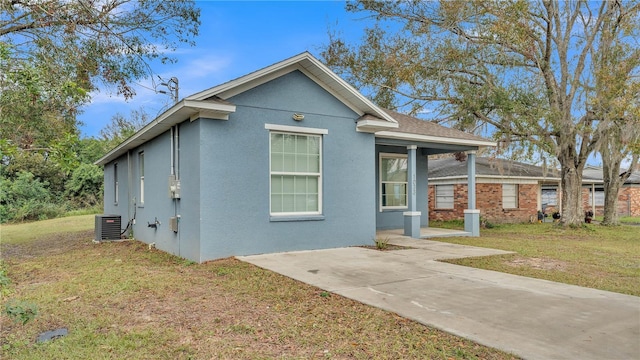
top-left (582, 186), bottom-right (640, 217)
top-left (429, 183), bottom-right (539, 223)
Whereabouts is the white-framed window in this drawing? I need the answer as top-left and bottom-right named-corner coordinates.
top-left (139, 152), bottom-right (145, 205)
top-left (435, 184), bottom-right (454, 209)
top-left (269, 132), bottom-right (322, 215)
top-left (380, 153), bottom-right (408, 210)
top-left (503, 183), bottom-right (518, 209)
top-left (114, 163), bottom-right (119, 204)
top-left (590, 187), bottom-right (605, 206)
top-left (541, 187), bottom-right (557, 206)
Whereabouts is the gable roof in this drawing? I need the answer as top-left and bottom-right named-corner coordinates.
top-left (96, 52), bottom-right (494, 166)
top-left (187, 52), bottom-right (397, 124)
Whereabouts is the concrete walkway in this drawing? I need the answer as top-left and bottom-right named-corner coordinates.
top-left (239, 240), bottom-right (640, 360)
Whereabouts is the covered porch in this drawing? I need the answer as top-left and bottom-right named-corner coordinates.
top-left (366, 110), bottom-right (495, 239)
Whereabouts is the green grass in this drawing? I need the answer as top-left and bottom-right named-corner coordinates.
top-left (437, 222), bottom-right (640, 296)
top-left (1, 215), bottom-right (95, 245)
top-left (593, 215), bottom-right (640, 224)
top-left (0, 216), bottom-right (519, 360)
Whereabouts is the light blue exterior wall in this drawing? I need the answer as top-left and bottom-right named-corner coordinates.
top-left (102, 120), bottom-right (204, 260)
top-left (196, 70), bottom-right (376, 260)
top-left (103, 70), bottom-right (377, 262)
top-left (375, 144), bottom-right (429, 230)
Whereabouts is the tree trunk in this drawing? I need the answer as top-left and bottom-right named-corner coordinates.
top-left (559, 159), bottom-right (585, 226)
top-left (601, 180), bottom-right (621, 225)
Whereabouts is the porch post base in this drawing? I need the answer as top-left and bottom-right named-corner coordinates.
top-left (464, 209), bottom-right (480, 237)
top-left (403, 211), bottom-right (421, 238)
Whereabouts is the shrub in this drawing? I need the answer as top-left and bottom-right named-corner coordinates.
top-left (65, 163), bottom-right (103, 208)
top-left (0, 171), bottom-right (66, 222)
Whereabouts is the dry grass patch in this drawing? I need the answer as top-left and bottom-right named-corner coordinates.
top-left (1, 216), bottom-right (518, 359)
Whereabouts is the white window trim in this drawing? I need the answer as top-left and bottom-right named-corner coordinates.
top-left (503, 183), bottom-right (518, 209)
top-left (379, 153), bottom-right (408, 211)
top-left (269, 130), bottom-right (324, 217)
top-left (435, 184), bottom-right (454, 209)
top-left (265, 123), bottom-right (328, 135)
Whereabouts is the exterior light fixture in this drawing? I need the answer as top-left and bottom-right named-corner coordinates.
top-left (292, 113), bottom-right (304, 121)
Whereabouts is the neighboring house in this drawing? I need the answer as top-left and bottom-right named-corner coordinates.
top-left (96, 52), bottom-right (495, 263)
top-left (428, 157), bottom-right (640, 223)
top-left (580, 166), bottom-right (640, 217)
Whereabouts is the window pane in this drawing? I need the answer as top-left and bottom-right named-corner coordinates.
top-left (503, 184), bottom-right (518, 208)
top-left (271, 176), bottom-right (282, 194)
top-left (296, 135), bottom-right (308, 155)
top-left (381, 157), bottom-right (407, 182)
top-left (295, 154), bottom-right (308, 172)
top-left (282, 154), bottom-right (296, 172)
top-left (282, 194), bottom-right (295, 212)
top-left (271, 195), bottom-right (282, 213)
top-left (271, 133), bottom-right (284, 152)
top-left (382, 183), bottom-right (407, 207)
top-left (308, 136), bottom-right (320, 155)
top-left (435, 185), bottom-right (454, 209)
top-left (283, 134), bottom-right (296, 152)
top-left (282, 176), bottom-right (294, 194)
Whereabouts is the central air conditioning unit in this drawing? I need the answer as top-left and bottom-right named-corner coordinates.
top-left (95, 214), bottom-right (122, 241)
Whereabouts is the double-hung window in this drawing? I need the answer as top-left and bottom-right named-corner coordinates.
top-left (502, 183), bottom-right (518, 209)
top-left (435, 185), bottom-right (454, 209)
top-left (270, 131), bottom-right (322, 215)
top-left (380, 154), bottom-right (408, 210)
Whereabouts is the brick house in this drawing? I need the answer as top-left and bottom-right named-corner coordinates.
top-left (428, 157), bottom-right (640, 223)
top-left (580, 166), bottom-right (640, 217)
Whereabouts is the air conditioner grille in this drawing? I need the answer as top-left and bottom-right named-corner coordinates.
top-left (95, 215), bottom-right (121, 241)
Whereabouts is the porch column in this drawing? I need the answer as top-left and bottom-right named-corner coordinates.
top-left (404, 145), bottom-right (421, 238)
top-left (464, 151), bottom-right (480, 236)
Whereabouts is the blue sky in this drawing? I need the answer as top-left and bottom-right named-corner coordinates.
top-left (78, 1), bottom-right (366, 137)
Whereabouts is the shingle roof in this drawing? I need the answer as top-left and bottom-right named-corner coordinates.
top-left (382, 109), bottom-right (491, 143)
top-left (428, 157), bottom-right (560, 179)
top-left (583, 166), bottom-right (640, 184)
top-left (429, 157), bottom-right (640, 184)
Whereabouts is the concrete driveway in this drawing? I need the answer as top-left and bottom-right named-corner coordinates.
top-left (239, 238), bottom-right (640, 360)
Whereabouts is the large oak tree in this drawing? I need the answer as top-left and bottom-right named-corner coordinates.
top-left (1, 0), bottom-right (200, 159)
top-left (322, 0), bottom-right (639, 226)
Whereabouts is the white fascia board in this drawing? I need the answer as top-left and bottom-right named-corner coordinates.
top-left (184, 99), bottom-right (236, 113)
top-left (95, 99), bottom-right (237, 166)
top-left (356, 119), bottom-right (399, 133)
top-left (375, 131), bottom-right (497, 148)
top-left (430, 175), bottom-right (562, 182)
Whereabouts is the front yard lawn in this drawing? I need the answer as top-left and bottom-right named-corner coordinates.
top-left (0, 216), bottom-right (518, 359)
top-left (432, 222), bottom-right (640, 296)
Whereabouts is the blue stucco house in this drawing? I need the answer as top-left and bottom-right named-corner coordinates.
top-left (96, 52), bottom-right (495, 262)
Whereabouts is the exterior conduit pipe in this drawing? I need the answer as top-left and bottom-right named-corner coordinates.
top-left (170, 126), bottom-right (175, 176)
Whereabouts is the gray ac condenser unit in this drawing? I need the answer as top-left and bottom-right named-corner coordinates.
top-left (95, 214), bottom-right (121, 241)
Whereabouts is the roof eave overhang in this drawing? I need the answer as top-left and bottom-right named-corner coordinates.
top-left (374, 131), bottom-right (497, 148)
top-left (356, 119), bottom-right (399, 133)
top-left (95, 100), bottom-right (236, 166)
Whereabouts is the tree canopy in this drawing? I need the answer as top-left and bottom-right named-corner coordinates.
top-left (323, 0), bottom-right (640, 226)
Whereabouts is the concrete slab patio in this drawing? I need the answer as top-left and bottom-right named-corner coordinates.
top-left (239, 239), bottom-right (640, 360)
